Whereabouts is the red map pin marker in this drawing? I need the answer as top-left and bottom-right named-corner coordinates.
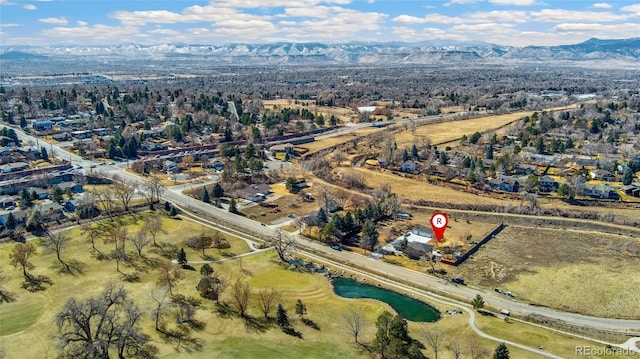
top-left (430, 212), bottom-right (448, 243)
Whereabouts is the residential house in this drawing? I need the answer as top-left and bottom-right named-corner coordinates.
top-left (516, 164), bottom-right (539, 176)
top-left (584, 184), bottom-right (617, 199)
top-left (400, 160), bottom-right (418, 173)
top-left (0, 209), bottom-right (27, 226)
top-left (163, 160), bottom-right (178, 173)
top-left (590, 169), bottom-right (616, 182)
top-left (489, 176), bottom-right (521, 192)
top-left (404, 241), bottom-right (434, 260)
top-left (622, 185), bottom-right (640, 198)
top-left (270, 143), bottom-right (294, 154)
top-left (539, 175), bottom-right (559, 192)
top-left (32, 120), bottom-right (54, 131)
top-left (56, 182), bottom-right (83, 193)
top-left (240, 184), bottom-right (272, 202)
top-left (28, 187), bottom-right (50, 200)
top-left (0, 162), bottom-right (29, 173)
top-left (0, 196), bottom-right (15, 209)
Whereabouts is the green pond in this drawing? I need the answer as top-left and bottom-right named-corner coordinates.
top-left (332, 277), bottom-right (440, 322)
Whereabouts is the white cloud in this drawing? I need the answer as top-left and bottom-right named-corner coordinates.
top-left (77, 21), bottom-right (87, 26)
top-left (39, 17), bottom-right (68, 25)
top-left (554, 22), bottom-right (640, 33)
top-left (393, 10), bottom-right (527, 24)
top-left (532, 9), bottom-right (631, 22)
top-left (0, 0), bottom-right (16, 5)
top-left (592, 3), bottom-right (612, 9)
top-left (283, 6), bottom-right (332, 18)
top-left (41, 24), bottom-right (143, 43)
top-left (23, 4), bottom-right (36, 10)
top-left (0, 23), bottom-right (20, 27)
top-left (621, 4), bottom-right (640, 16)
top-left (367, 0), bottom-right (375, 3)
top-left (148, 28), bottom-right (180, 36)
top-left (444, 0), bottom-right (479, 6)
top-left (488, 0), bottom-right (538, 5)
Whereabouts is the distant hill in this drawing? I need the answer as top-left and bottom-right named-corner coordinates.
top-left (1, 38), bottom-right (638, 65)
top-left (0, 51), bottom-right (48, 60)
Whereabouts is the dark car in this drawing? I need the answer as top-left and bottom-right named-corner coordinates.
top-left (330, 245), bottom-right (342, 251)
top-left (451, 277), bottom-right (465, 285)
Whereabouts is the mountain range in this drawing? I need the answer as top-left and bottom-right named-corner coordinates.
top-left (1, 38), bottom-right (639, 65)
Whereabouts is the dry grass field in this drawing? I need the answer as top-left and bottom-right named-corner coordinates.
top-left (337, 167), bottom-right (506, 205)
top-left (394, 111), bottom-right (531, 148)
top-left (452, 226), bottom-right (640, 318)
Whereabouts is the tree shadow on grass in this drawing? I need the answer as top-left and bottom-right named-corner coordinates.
top-left (282, 326), bottom-right (303, 339)
top-left (22, 273), bottom-right (53, 292)
top-left (243, 315), bottom-right (270, 333)
top-left (301, 318), bottom-right (320, 330)
top-left (214, 302), bottom-right (235, 319)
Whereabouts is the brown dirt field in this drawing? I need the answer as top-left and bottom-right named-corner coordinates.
top-left (303, 127), bottom-right (380, 155)
top-left (241, 192), bottom-right (319, 225)
top-left (452, 226), bottom-right (640, 318)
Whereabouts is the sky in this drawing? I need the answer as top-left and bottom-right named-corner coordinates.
top-left (0, 0), bottom-right (639, 47)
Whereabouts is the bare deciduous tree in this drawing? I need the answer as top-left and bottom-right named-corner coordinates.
top-left (229, 279), bottom-right (251, 317)
top-left (157, 261), bottom-right (183, 295)
top-left (468, 336), bottom-right (490, 359)
top-left (56, 285), bottom-right (157, 359)
top-left (447, 338), bottom-right (464, 359)
top-left (144, 214), bottom-right (165, 247)
top-left (111, 176), bottom-right (137, 211)
top-left (342, 306), bottom-right (366, 344)
top-left (9, 242), bottom-right (36, 279)
top-left (81, 223), bottom-right (104, 258)
top-left (264, 228), bottom-right (295, 262)
top-left (143, 175), bottom-right (165, 204)
top-left (258, 288), bottom-right (279, 318)
top-left (423, 328), bottom-right (444, 359)
top-left (132, 227), bottom-right (151, 256)
top-left (42, 230), bottom-right (70, 272)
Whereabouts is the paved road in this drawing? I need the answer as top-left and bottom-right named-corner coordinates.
top-left (13, 127), bottom-right (640, 335)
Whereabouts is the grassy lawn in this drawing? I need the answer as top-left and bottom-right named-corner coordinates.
top-left (475, 315), bottom-right (630, 359)
top-left (0, 211), bottom-right (624, 358)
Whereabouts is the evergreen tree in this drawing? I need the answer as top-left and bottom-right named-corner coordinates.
top-left (277, 304), bottom-right (290, 328)
top-left (40, 146), bottom-right (49, 161)
top-left (471, 294), bottom-right (485, 309)
top-left (228, 197), bottom-right (238, 214)
top-left (316, 208), bottom-right (328, 225)
top-left (177, 248), bottom-right (188, 267)
top-left (493, 343), bottom-right (510, 359)
top-left (438, 151), bottom-right (448, 165)
top-left (485, 143), bottom-right (494, 160)
top-left (622, 167), bottom-right (634, 186)
top-left (295, 299), bottom-right (307, 319)
top-left (343, 211), bottom-right (355, 231)
top-left (200, 263), bottom-right (214, 277)
top-left (169, 205), bottom-right (178, 217)
top-left (6, 212), bottom-right (16, 230)
top-left (411, 144), bottom-right (419, 160)
top-left (20, 188), bottom-right (33, 209)
top-left (212, 183), bottom-right (224, 199)
top-left (360, 220), bottom-right (379, 252)
top-left (202, 187), bottom-right (210, 203)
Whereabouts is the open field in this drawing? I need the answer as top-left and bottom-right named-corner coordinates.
top-left (394, 111), bottom-right (530, 148)
top-left (453, 226), bottom-right (640, 318)
top-left (337, 167), bottom-right (506, 205)
top-left (302, 127), bottom-right (380, 155)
